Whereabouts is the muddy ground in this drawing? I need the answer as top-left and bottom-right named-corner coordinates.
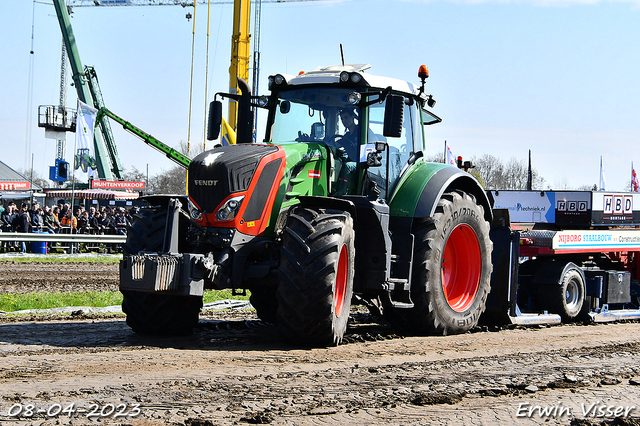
top-left (1, 261), bottom-right (639, 426)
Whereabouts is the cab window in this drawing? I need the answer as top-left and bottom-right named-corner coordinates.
top-left (367, 99), bottom-right (414, 199)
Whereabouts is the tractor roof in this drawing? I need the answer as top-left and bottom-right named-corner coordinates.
top-left (274, 64), bottom-right (419, 96)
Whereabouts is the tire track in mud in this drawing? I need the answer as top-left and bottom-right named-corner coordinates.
top-left (1, 261), bottom-right (640, 425)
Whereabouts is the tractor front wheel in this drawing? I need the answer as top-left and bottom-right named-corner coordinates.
top-left (120, 205), bottom-right (202, 336)
top-left (249, 284), bottom-right (278, 324)
top-left (276, 207), bottom-right (355, 346)
top-left (121, 289), bottom-right (203, 336)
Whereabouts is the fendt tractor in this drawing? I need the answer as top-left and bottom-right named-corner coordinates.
top-left (119, 64), bottom-right (640, 347)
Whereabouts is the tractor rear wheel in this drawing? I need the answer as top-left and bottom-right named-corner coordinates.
top-left (386, 190), bottom-right (492, 335)
top-left (121, 206), bottom-right (202, 336)
top-left (276, 207), bottom-right (355, 346)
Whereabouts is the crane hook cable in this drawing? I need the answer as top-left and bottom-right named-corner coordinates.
top-left (25, 0), bottom-right (37, 171)
top-left (187, 1), bottom-right (197, 159)
top-left (203, 0), bottom-right (212, 151)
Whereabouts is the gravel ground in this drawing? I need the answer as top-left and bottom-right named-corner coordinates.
top-left (1, 260), bottom-right (639, 426)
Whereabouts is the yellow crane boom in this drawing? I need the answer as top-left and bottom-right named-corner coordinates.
top-left (228, 0), bottom-right (251, 131)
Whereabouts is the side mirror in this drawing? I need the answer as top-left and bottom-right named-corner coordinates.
top-left (383, 94), bottom-right (404, 138)
top-left (207, 100), bottom-right (222, 141)
top-left (374, 141), bottom-right (387, 153)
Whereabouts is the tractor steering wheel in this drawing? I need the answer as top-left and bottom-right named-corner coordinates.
top-left (324, 134), bottom-right (343, 145)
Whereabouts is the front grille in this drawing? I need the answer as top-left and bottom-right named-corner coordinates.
top-left (188, 145), bottom-right (278, 212)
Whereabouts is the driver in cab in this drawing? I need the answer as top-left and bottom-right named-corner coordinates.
top-left (325, 107), bottom-right (361, 195)
top-left (337, 108), bottom-right (360, 161)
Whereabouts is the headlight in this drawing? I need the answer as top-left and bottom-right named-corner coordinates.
top-left (340, 71), bottom-right (363, 84)
top-left (274, 74), bottom-right (285, 85)
top-left (258, 96), bottom-right (269, 108)
top-left (188, 199), bottom-right (202, 221)
top-left (215, 195), bottom-right (245, 221)
top-left (348, 92), bottom-right (362, 105)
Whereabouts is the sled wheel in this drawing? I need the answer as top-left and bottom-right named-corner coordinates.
top-left (546, 266), bottom-right (585, 322)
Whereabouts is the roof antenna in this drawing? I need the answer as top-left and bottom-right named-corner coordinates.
top-left (340, 44), bottom-right (345, 66)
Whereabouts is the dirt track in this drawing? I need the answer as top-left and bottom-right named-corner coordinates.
top-left (1, 261), bottom-right (639, 426)
top-left (0, 260), bottom-right (119, 294)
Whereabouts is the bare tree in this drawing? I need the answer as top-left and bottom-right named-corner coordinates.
top-left (147, 167), bottom-right (187, 195)
top-left (503, 157), bottom-right (528, 190)
top-left (425, 151), bottom-right (444, 163)
top-left (18, 168), bottom-right (48, 190)
top-left (471, 154), bottom-right (505, 189)
top-left (144, 140), bottom-right (205, 195)
top-left (123, 166), bottom-right (147, 183)
top-left (471, 154), bottom-right (545, 190)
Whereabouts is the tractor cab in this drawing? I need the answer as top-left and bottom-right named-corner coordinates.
top-left (263, 64), bottom-right (441, 200)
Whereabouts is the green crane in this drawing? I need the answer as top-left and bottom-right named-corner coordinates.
top-left (96, 107), bottom-right (191, 169)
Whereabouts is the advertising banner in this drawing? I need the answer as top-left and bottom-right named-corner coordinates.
top-left (91, 181), bottom-right (145, 190)
top-left (591, 192), bottom-right (640, 225)
top-left (553, 229), bottom-right (640, 252)
top-left (74, 100), bottom-right (99, 182)
top-left (0, 181), bottom-right (30, 191)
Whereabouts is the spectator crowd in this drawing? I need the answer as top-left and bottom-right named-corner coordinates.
top-left (0, 201), bottom-right (138, 253)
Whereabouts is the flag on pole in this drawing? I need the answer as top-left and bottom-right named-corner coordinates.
top-left (632, 162), bottom-right (640, 192)
top-left (599, 156), bottom-right (606, 191)
top-left (74, 100), bottom-right (99, 182)
top-left (445, 142), bottom-right (456, 166)
top-left (220, 117), bottom-right (236, 146)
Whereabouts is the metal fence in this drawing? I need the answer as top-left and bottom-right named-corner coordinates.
top-left (0, 232), bottom-right (126, 254)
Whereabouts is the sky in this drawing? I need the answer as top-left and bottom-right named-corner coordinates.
top-left (2, 0), bottom-right (640, 191)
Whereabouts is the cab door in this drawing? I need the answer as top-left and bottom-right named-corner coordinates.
top-left (366, 99), bottom-right (417, 201)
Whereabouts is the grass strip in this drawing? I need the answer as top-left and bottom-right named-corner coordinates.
top-left (0, 289), bottom-right (249, 313)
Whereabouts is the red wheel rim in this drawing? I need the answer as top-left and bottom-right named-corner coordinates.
top-left (441, 224), bottom-right (482, 312)
top-left (335, 244), bottom-right (348, 318)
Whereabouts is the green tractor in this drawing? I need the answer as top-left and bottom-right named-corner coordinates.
top-left (74, 147), bottom-right (98, 174)
top-left (119, 64), bottom-right (493, 346)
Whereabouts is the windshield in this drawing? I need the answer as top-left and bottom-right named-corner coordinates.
top-left (270, 87), bottom-right (361, 161)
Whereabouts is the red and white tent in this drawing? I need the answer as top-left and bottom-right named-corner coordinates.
top-left (45, 189), bottom-right (139, 200)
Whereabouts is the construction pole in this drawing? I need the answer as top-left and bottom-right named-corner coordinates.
top-left (228, 0), bottom-right (251, 130)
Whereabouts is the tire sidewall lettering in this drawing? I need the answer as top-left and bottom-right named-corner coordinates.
top-left (425, 193), bottom-right (492, 333)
